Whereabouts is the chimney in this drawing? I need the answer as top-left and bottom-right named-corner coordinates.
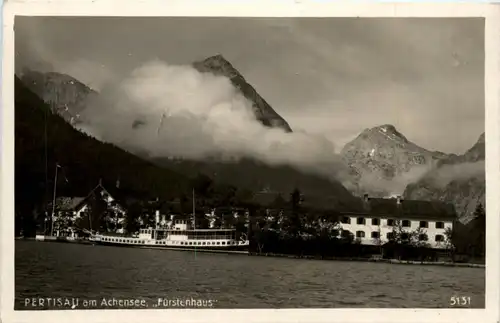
top-left (363, 194), bottom-right (369, 202)
top-left (397, 196), bottom-right (402, 205)
top-left (116, 178), bottom-right (120, 189)
top-left (99, 178), bottom-right (102, 186)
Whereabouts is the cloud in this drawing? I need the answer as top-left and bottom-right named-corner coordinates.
top-left (420, 161), bottom-right (485, 188)
top-left (15, 18), bottom-right (116, 91)
top-left (80, 60), bottom-right (350, 180)
top-left (358, 164), bottom-right (434, 196)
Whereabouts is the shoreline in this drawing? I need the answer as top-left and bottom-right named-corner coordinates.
top-left (247, 252), bottom-right (485, 268)
top-left (16, 237), bottom-right (485, 268)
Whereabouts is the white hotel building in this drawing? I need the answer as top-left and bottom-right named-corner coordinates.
top-left (337, 195), bottom-right (456, 249)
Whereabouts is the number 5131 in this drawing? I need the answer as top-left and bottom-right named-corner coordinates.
top-left (450, 296), bottom-right (471, 306)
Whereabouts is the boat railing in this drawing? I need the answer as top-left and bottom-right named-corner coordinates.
top-left (165, 234), bottom-right (235, 240)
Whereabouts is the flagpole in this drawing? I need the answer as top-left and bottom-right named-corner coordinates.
top-left (50, 164), bottom-right (59, 236)
top-left (193, 188), bottom-right (196, 258)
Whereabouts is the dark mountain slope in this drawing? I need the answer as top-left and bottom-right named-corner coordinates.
top-left (153, 157), bottom-right (363, 212)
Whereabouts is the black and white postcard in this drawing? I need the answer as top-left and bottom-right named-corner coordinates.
top-left (1, 1), bottom-right (499, 323)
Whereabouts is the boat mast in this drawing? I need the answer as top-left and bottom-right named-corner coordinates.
top-left (50, 164), bottom-right (59, 236)
top-left (43, 98), bottom-right (49, 234)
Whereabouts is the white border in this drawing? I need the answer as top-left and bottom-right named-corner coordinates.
top-left (2, 1), bottom-right (499, 323)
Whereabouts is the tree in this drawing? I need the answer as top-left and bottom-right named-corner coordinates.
top-left (89, 192), bottom-right (109, 232)
top-left (444, 226), bottom-right (455, 255)
top-left (125, 202), bottom-right (142, 234)
top-left (281, 188), bottom-right (303, 238)
top-left (471, 203), bottom-right (486, 257)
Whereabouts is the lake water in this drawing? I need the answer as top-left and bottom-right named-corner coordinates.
top-left (15, 240), bottom-right (485, 309)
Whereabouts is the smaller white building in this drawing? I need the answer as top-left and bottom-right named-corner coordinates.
top-left (338, 195), bottom-right (456, 249)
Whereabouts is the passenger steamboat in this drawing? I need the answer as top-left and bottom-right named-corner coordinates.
top-left (89, 190), bottom-right (250, 251)
top-left (90, 223), bottom-right (249, 251)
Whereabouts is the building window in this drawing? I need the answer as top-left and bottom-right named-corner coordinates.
top-left (202, 242), bottom-right (206, 245)
top-left (371, 231), bottom-right (380, 239)
top-left (357, 217), bottom-right (366, 225)
top-left (436, 222), bottom-right (444, 229)
top-left (418, 234), bottom-right (427, 241)
top-left (222, 242), bottom-right (226, 245)
top-left (435, 235), bottom-right (444, 242)
top-left (419, 221), bottom-right (428, 228)
top-left (401, 233), bottom-right (409, 240)
top-left (217, 242), bottom-right (221, 245)
top-left (341, 217), bottom-right (351, 224)
top-left (356, 231), bottom-right (365, 238)
top-left (402, 220), bottom-right (411, 227)
top-left (387, 219), bottom-right (394, 226)
top-left (371, 218), bottom-right (380, 226)
top-left (386, 232), bottom-right (394, 240)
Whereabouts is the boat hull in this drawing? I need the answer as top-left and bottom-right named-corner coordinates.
top-left (92, 240), bottom-right (249, 252)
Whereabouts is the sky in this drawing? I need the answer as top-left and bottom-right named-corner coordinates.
top-left (15, 17), bottom-right (485, 154)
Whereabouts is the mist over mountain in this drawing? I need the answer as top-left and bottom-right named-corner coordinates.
top-left (17, 55), bottom-right (485, 218)
top-left (17, 56), bottom-right (359, 207)
top-left (404, 133), bottom-right (485, 222)
top-left (192, 54), bottom-right (293, 133)
top-left (14, 75), bottom-right (190, 233)
top-left (340, 124), bottom-right (449, 197)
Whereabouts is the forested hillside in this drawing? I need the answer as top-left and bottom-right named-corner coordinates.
top-left (15, 76), bottom-right (189, 235)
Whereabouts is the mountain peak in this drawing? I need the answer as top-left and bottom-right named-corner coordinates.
top-left (375, 124), bottom-right (397, 133)
top-left (203, 54), bottom-right (230, 63)
top-left (477, 132), bottom-right (485, 144)
top-left (192, 55), bottom-right (293, 133)
top-left (341, 123), bottom-right (448, 197)
top-left (354, 124), bottom-right (409, 145)
top-left (193, 54), bottom-right (241, 80)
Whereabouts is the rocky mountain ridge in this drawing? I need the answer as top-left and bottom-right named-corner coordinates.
top-left (19, 55), bottom-right (292, 133)
top-left (17, 57), bottom-right (361, 210)
top-left (403, 132), bottom-right (485, 223)
top-left (17, 58), bottom-right (484, 221)
top-left (192, 54), bottom-right (293, 132)
top-left (19, 69), bottom-right (98, 125)
top-left (340, 124), bottom-right (449, 197)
